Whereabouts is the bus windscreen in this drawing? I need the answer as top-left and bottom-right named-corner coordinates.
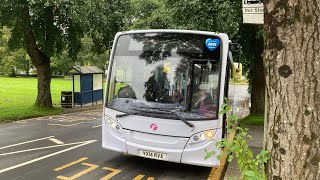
top-left (107, 32), bottom-right (221, 120)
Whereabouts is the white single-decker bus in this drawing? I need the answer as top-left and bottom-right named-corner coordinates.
top-left (102, 29), bottom-right (234, 167)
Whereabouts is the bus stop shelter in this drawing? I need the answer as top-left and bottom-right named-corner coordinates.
top-left (66, 66), bottom-right (104, 107)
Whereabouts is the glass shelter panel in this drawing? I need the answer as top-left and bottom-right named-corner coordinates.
top-left (93, 74), bottom-right (103, 90)
top-left (74, 75), bottom-right (81, 92)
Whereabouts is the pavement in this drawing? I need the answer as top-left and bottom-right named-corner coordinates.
top-left (223, 126), bottom-right (264, 179)
top-left (223, 85), bottom-right (264, 180)
top-left (61, 102), bottom-right (103, 114)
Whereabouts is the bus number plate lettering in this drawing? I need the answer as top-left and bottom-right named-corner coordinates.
top-left (139, 150), bottom-right (167, 160)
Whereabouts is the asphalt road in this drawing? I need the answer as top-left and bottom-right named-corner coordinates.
top-left (0, 110), bottom-right (212, 180)
top-left (0, 84), bottom-right (249, 180)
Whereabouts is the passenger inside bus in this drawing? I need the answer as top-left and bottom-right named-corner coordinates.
top-left (173, 90), bottom-right (184, 104)
top-left (117, 82), bottom-right (137, 99)
top-left (192, 83), bottom-right (216, 117)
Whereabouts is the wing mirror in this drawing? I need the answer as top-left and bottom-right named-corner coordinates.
top-left (229, 43), bottom-right (242, 52)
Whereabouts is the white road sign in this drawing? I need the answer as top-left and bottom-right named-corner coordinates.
top-left (243, 0), bottom-right (264, 24)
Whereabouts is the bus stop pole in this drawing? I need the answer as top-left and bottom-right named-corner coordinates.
top-left (92, 74), bottom-right (94, 106)
top-left (102, 73), bottom-right (104, 105)
top-left (80, 76), bottom-right (82, 107)
top-left (73, 74), bottom-right (75, 108)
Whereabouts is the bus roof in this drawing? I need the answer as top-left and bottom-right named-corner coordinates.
top-left (119, 29), bottom-right (228, 38)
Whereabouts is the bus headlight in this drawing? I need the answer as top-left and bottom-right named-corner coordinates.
top-left (105, 116), bottom-right (123, 136)
top-left (107, 118), bottom-right (112, 124)
top-left (187, 130), bottom-right (216, 147)
top-left (206, 131), bottom-right (214, 139)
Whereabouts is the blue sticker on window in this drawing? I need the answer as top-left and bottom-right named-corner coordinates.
top-left (205, 38), bottom-right (220, 51)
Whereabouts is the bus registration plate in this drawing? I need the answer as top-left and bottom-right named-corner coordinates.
top-left (138, 150), bottom-right (167, 160)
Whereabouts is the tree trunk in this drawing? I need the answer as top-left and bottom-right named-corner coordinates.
top-left (250, 26), bottom-right (265, 114)
top-left (264, 1), bottom-right (320, 179)
top-left (35, 63), bottom-right (52, 107)
top-left (10, 68), bottom-right (16, 77)
top-left (23, 4), bottom-right (53, 107)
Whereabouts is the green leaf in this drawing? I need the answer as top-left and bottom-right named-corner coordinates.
top-left (230, 115), bottom-right (238, 120)
top-left (228, 155), bottom-right (233, 162)
top-left (221, 103), bottom-right (227, 109)
top-left (204, 150), bottom-right (216, 160)
top-left (217, 154), bottom-right (222, 160)
top-left (204, 153), bottom-right (212, 160)
top-left (227, 129), bottom-right (234, 133)
top-left (256, 154), bottom-right (261, 159)
top-left (219, 110), bottom-right (227, 115)
top-left (244, 171), bottom-right (258, 179)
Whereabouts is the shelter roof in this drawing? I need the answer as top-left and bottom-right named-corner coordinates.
top-left (66, 66), bottom-right (103, 75)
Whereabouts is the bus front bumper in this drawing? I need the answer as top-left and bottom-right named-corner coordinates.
top-left (102, 126), bottom-right (221, 167)
top-left (125, 140), bottom-right (220, 167)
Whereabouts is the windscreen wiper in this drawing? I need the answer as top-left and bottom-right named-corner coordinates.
top-left (134, 106), bottom-right (186, 111)
top-left (171, 111), bottom-right (195, 130)
top-left (115, 112), bottom-right (141, 118)
top-left (130, 107), bottom-right (195, 130)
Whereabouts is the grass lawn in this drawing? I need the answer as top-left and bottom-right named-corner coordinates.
top-left (240, 114), bottom-right (264, 126)
top-left (0, 76), bottom-right (73, 122)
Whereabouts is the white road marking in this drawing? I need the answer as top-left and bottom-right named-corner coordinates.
top-left (0, 140), bottom-right (97, 174)
top-left (48, 122), bottom-right (84, 127)
top-left (49, 138), bottom-right (64, 145)
top-left (92, 125), bottom-right (102, 128)
top-left (16, 121), bottom-right (28, 124)
top-left (0, 140), bottom-right (93, 156)
top-left (0, 136), bottom-right (54, 150)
